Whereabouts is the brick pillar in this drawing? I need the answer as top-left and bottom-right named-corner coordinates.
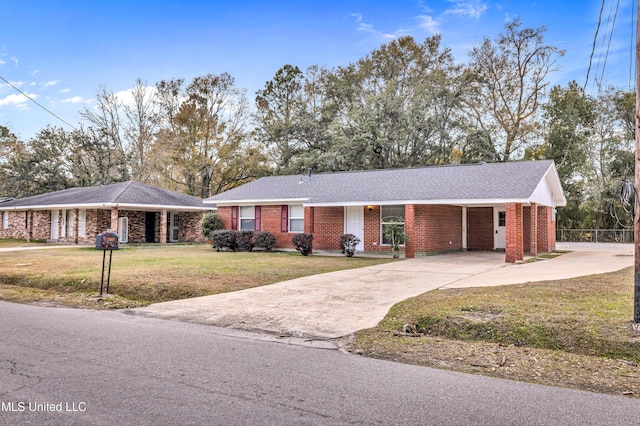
top-left (505, 203), bottom-right (524, 263)
top-left (529, 202), bottom-right (538, 257)
top-left (304, 207), bottom-right (314, 234)
top-left (26, 210), bottom-right (33, 242)
top-left (73, 208), bottom-right (79, 245)
top-left (110, 207), bottom-right (119, 231)
top-left (160, 209), bottom-right (167, 244)
top-left (404, 204), bottom-right (416, 259)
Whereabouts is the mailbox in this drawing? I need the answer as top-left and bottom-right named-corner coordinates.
top-left (96, 230), bottom-right (119, 250)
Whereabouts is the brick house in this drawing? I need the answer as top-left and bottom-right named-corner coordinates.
top-left (0, 181), bottom-right (212, 245)
top-left (204, 160), bottom-right (565, 263)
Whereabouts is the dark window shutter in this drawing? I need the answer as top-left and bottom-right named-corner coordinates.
top-left (255, 206), bottom-right (261, 231)
top-left (231, 206), bottom-right (238, 230)
top-left (281, 205), bottom-right (288, 232)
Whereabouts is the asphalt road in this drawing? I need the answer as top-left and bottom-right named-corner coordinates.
top-left (1, 302), bottom-right (639, 425)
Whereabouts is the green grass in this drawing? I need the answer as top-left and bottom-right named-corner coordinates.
top-left (358, 267), bottom-right (639, 363)
top-left (0, 244), bottom-right (394, 308)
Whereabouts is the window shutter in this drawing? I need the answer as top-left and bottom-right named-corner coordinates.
top-left (281, 205), bottom-right (288, 232)
top-left (231, 206), bottom-right (238, 230)
top-left (255, 206), bottom-right (261, 231)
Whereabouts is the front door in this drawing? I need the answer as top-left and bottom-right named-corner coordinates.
top-left (50, 210), bottom-right (59, 241)
top-left (494, 208), bottom-right (506, 250)
top-left (145, 212), bottom-right (156, 243)
top-left (345, 206), bottom-right (364, 251)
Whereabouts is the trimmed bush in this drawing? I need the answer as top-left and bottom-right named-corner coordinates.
top-left (253, 231), bottom-right (276, 252)
top-left (292, 233), bottom-right (313, 256)
top-left (340, 233), bottom-right (361, 257)
top-left (211, 230), bottom-right (240, 251)
top-left (237, 230), bottom-right (254, 251)
top-left (201, 212), bottom-right (224, 238)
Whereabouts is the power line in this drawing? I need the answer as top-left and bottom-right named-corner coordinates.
top-left (585, 0), bottom-right (605, 91)
top-left (0, 74), bottom-right (77, 130)
top-left (597, 0), bottom-right (621, 87)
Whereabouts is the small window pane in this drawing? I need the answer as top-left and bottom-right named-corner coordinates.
top-left (381, 205), bottom-right (405, 221)
top-left (498, 211), bottom-right (506, 227)
top-left (289, 205), bottom-right (304, 218)
top-left (240, 219), bottom-right (255, 231)
top-left (240, 206), bottom-right (254, 218)
top-left (289, 218), bottom-right (304, 233)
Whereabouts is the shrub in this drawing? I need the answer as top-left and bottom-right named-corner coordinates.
top-left (292, 233), bottom-right (313, 256)
top-left (237, 230), bottom-right (254, 251)
top-left (201, 212), bottom-right (224, 238)
top-left (340, 233), bottom-right (361, 257)
top-left (211, 230), bottom-right (239, 251)
top-left (253, 231), bottom-right (276, 252)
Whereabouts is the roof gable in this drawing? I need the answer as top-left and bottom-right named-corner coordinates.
top-left (206, 160), bottom-right (565, 207)
top-left (0, 181), bottom-right (208, 211)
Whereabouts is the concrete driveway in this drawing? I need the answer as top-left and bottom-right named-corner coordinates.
top-left (132, 242), bottom-right (634, 339)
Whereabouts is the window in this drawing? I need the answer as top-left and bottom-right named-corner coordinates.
top-left (381, 205), bottom-right (405, 245)
top-left (60, 209), bottom-right (67, 238)
top-left (78, 209), bottom-right (86, 238)
top-left (2, 212), bottom-right (8, 229)
top-left (118, 217), bottom-right (129, 243)
top-left (288, 205), bottom-right (304, 233)
top-left (170, 212), bottom-right (179, 242)
top-left (66, 210), bottom-right (74, 238)
top-left (498, 211), bottom-right (506, 227)
top-left (239, 206), bottom-right (255, 231)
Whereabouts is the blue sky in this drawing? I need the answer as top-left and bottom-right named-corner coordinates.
top-left (0, 0), bottom-right (635, 140)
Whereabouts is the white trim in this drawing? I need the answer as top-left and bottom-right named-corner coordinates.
top-left (169, 212), bottom-right (179, 242)
top-left (207, 198), bottom-right (308, 206)
top-left (305, 198), bottom-right (536, 207)
top-left (462, 207), bottom-right (467, 250)
top-left (78, 209), bottom-right (86, 238)
top-left (50, 210), bottom-right (59, 241)
top-left (2, 211), bottom-right (8, 229)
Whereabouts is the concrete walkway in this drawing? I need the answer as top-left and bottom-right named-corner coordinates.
top-left (132, 242), bottom-right (634, 339)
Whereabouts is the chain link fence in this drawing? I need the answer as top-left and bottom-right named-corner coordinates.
top-left (556, 229), bottom-right (633, 243)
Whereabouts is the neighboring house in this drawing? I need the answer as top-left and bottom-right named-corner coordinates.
top-left (0, 181), bottom-right (212, 245)
top-left (204, 160), bottom-right (566, 263)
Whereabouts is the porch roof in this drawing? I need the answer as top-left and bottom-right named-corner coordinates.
top-left (0, 181), bottom-right (211, 212)
top-left (205, 160), bottom-right (566, 208)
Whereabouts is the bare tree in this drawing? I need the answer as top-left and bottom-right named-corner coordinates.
top-left (466, 18), bottom-right (565, 161)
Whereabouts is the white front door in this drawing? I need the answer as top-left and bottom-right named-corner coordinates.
top-left (345, 206), bottom-right (364, 251)
top-left (494, 208), bottom-right (506, 250)
top-left (50, 210), bottom-right (59, 241)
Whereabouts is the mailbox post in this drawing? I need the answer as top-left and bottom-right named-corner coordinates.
top-left (95, 230), bottom-right (119, 295)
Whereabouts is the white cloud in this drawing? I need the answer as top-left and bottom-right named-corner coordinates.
top-left (61, 96), bottom-right (86, 104)
top-left (42, 80), bottom-right (59, 88)
top-left (0, 59), bottom-right (5, 66)
top-left (59, 87), bottom-right (70, 93)
top-left (10, 56), bottom-right (18, 67)
top-left (445, 0), bottom-right (488, 19)
top-left (0, 92), bottom-right (37, 107)
top-left (353, 14), bottom-right (410, 41)
top-left (418, 15), bottom-right (439, 34)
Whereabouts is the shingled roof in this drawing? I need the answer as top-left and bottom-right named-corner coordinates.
top-left (205, 160), bottom-right (565, 207)
top-left (0, 181), bottom-right (209, 211)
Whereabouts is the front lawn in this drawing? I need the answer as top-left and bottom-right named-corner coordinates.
top-left (347, 267), bottom-right (640, 398)
top-left (0, 244), bottom-right (393, 308)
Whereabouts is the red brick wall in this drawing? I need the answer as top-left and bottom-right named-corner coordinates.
top-left (217, 205), bottom-right (345, 250)
top-left (313, 207), bottom-right (344, 250)
top-left (413, 205), bottom-right (463, 253)
top-left (506, 203), bottom-right (524, 263)
top-left (538, 206), bottom-right (555, 252)
top-left (467, 207), bottom-right (493, 250)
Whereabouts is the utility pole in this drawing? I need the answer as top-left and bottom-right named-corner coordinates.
top-left (635, 0), bottom-right (640, 326)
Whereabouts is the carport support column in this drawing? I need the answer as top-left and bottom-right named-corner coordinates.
top-left (73, 208), bottom-right (79, 245)
top-left (110, 207), bottom-right (119, 232)
top-left (26, 210), bottom-right (33, 242)
top-left (505, 203), bottom-right (524, 263)
top-left (530, 202), bottom-right (538, 257)
top-left (404, 204), bottom-right (416, 259)
top-left (160, 209), bottom-right (167, 244)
